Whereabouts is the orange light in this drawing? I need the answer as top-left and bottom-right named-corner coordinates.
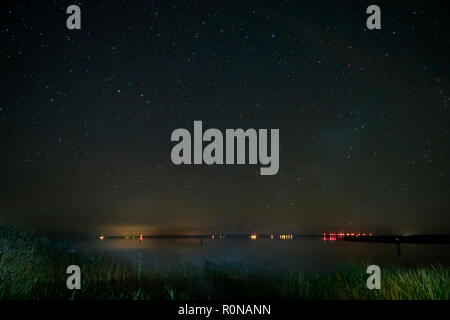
top-left (99, 236), bottom-right (104, 240)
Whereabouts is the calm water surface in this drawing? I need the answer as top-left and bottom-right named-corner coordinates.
top-left (79, 237), bottom-right (450, 273)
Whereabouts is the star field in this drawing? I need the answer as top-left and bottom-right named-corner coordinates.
top-left (0, 0), bottom-right (449, 235)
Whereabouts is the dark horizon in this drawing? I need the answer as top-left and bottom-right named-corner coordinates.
top-left (91, 233), bottom-right (450, 239)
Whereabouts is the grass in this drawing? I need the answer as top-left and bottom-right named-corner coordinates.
top-left (0, 225), bottom-right (449, 300)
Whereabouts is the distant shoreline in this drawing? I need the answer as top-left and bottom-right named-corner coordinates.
top-left (96, 234), bottom-right (450, 244)
top-left (341, 234), bottom-right (450, 244)
top-left (98, 234), bottom-right (320, 239)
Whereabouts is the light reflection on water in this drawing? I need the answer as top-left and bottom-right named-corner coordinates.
top-left (79, 237), bottom-right (450, 273)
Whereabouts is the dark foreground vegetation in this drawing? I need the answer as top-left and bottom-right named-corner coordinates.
top-left (1, 225), bottom-right (449, 300)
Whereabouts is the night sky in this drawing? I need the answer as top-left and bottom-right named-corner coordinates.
top-left (0, 1), bottom-right (449, 236)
